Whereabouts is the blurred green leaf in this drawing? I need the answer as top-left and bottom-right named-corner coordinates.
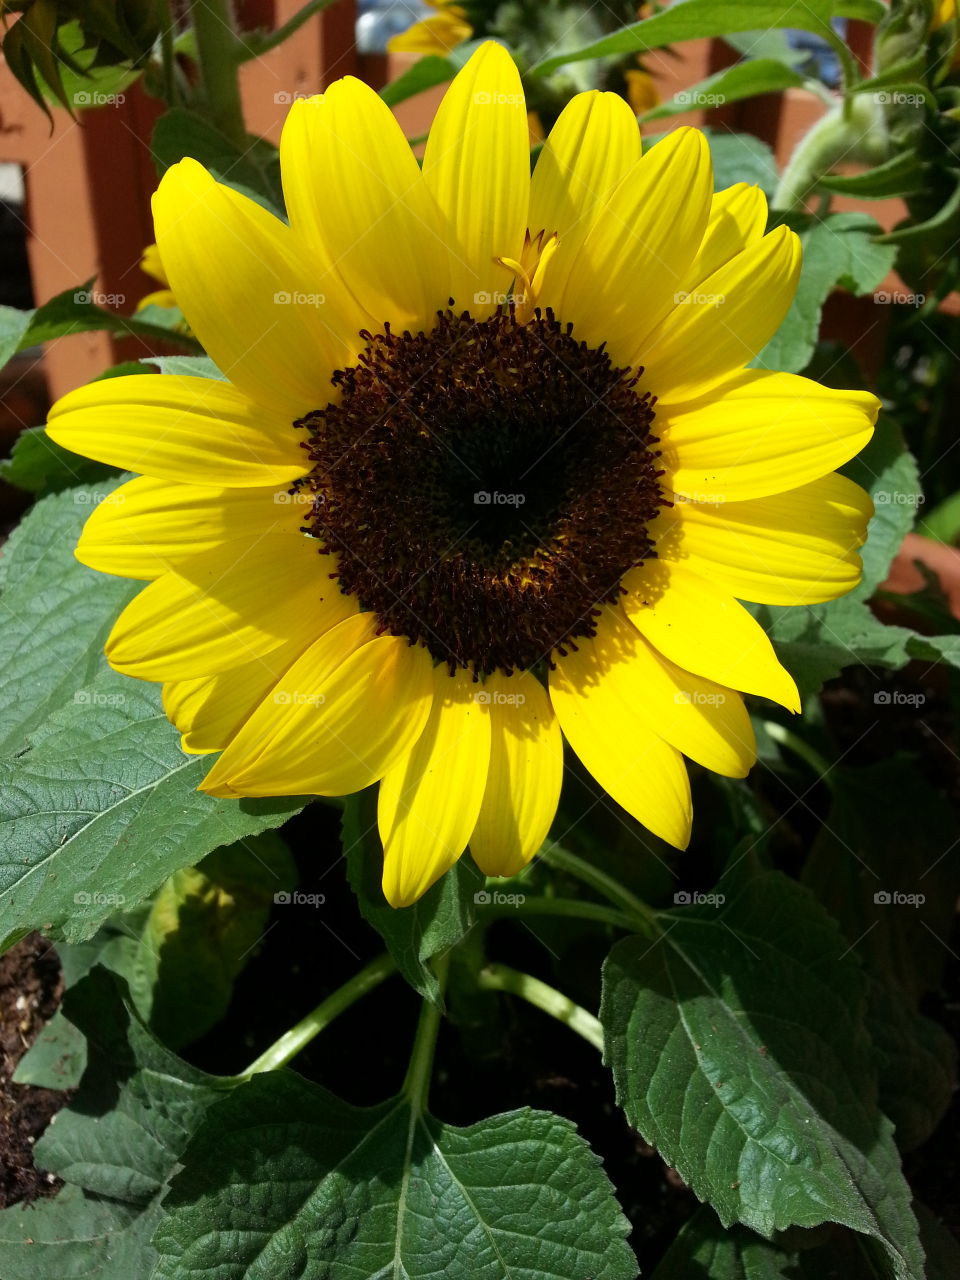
top-left (643, 59), bottom-right (808, 121)
top-left (151, 109), bottom-right (284, 214)
top-left (819, 151), bottom-right (927, 198)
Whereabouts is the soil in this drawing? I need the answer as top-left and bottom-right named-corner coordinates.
top-left (0, 933), bottom-right (69, 1208)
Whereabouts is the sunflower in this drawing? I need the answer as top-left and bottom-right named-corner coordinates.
top-left (46, 43), bottom-right (878, 908)
top-left (136, 242), bottom-right (178, 312)
top-left (387, 0), bottom-right (473, 55)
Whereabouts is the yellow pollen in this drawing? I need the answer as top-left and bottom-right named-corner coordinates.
top-left (497, 229), bottom-right (560, 324)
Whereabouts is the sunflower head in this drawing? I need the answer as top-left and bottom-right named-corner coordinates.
top-left (47, 44), bottom-right (878, 908)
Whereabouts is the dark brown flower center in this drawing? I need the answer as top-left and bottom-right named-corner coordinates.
top-left (295, 308), bottom-right (664, 676)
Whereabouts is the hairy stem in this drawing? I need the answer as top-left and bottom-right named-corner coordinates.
top-left (189, 0), bottom-right (247, 147)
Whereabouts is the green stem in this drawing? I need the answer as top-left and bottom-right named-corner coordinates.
top-left (540, 843), bottom-right (657, 926)
top-left (478, 963), bottom-right (604, 1052)
top-left (159, 1), bottom-right (178, 108)
top-left (763, 722), bottom-right (834, 785)
top-left (772, 95), bottom-right (889, 211)
top-left (238, 953), bottom-right (396, 1079)
top-left (402, 952), bottom-right (450, 1114)
top-left (189, 0), bottom-right (247, 147)
top-left (483, 895), bottom-right (635, 932)
top-left (240, 0), bottom-right (341, 61)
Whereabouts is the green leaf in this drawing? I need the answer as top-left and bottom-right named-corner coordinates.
top-left (819, 151), bottom-right (927, 198)
top-left (0, 967), bottom-right (237, 1280)
top-left (16, 279), bottom-right (200, 352)
top-left (601, 861), bottom-right (924, 1276)
top-left (801, 760), bottom-right (960, 1002)
top-left (380, 54), bottom-right (457, 108)
top-left (835, 0), bottom-right (887, 22)
top-left (754, 213), bottom-right (896, 373)
top-left (651, 1206), bottom-right (910, 1277)
top-left (643, 59), bottom-right (807, 121)
top-left (0, 483), bottom-right (301, 949)
top-left (0, 425), bottom-right (117, 494)
top-left (864, 974), bottom-right (956, 1152)
top-left (121, 834), bottom-right (297, 1048)
top-left (342, 789), bottom-right (482, 1005)
top-left (0, 480), bottom-right (137, 755)
top-left (151, 108), bottom-right (283, 215)
top-left (0, 304), bottom-right (35, 373)
top-left (152, 1071), bottom-right (638, 1280)
top-left (142, 353), bottom-right (225, 379)
top-left (917, 487), bottom-right (960, 543)
top-left (532, 0), bottom-right (837, 77)
top-left (843, 416), bottom-right (921, 597)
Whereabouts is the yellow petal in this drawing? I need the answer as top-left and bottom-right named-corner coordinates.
top-left (281, 80), bottom-right (449, 335)
top-left (201, 615), bottom-right (435, 798)
top-left (642, 224), bottom-right (802, 404)
top-left (660, 369), bottom-right (879, 503)
top-left (422, 42), bottom-right (528, 317)
top-left (153, 158), bottom-right (355, 420)
top-left (559, 128), bottom-right (713, 365)
top-left (654, 472), bottom-right (873, 606)
top-left (76, 476), bottom-right (311, 580)
top-left (47, 375), bottom-right (307, 489)
top-left (549, 629), bottom-right (692, 850)
top-left (379, 666), bottom-right (491, 907)
top-left (529, 90), bottom-right (642, 247)
top-left (469, 669), bottom-right (563, 878)
top-left (163, 632), bottom-right (312, 754)
top-left (106, 535), bottom-right (351, 680)
top-left (567, 606), bottom-right (754, 779)
top-left (623, 558), bottom-right (800, 712)
top-left (687, 183), bottom-right (768, 287)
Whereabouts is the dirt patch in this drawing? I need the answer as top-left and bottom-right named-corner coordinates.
top-left (0, 933), bottom-right (69, 1207)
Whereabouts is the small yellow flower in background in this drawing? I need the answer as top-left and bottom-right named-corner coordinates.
top-left (136, 242), bottom-right (178, 312)
top-left (933, 0), bottom-right (960, 68)
top-left (387, 0), bottom-right (472, 55)
top-left (47, 44), bottom-right (878, 908)
top-left (625, 66), bottom-right (660, 116)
